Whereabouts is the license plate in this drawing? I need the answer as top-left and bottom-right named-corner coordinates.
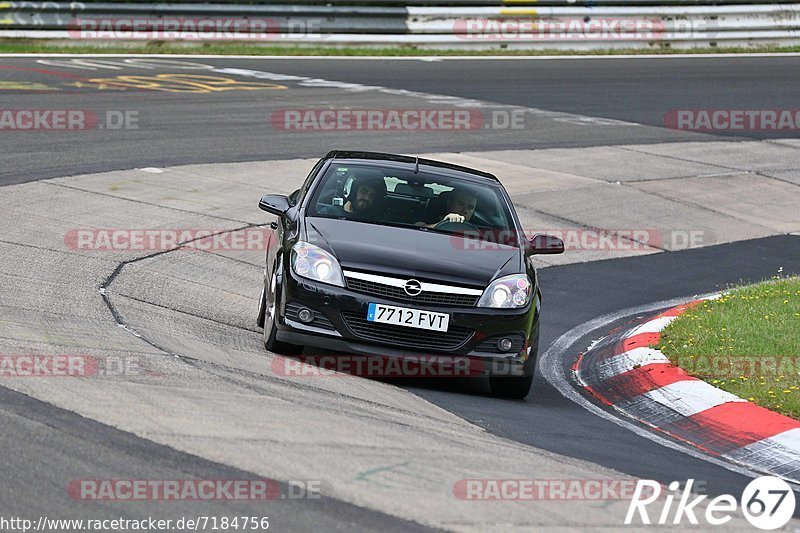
top-left (367, 303), bottom-right (449, 332)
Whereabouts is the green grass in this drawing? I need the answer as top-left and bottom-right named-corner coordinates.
top-left (3, 39), bottom-right (800, 56)
top-left (659, 276), bottom-right (800, 419)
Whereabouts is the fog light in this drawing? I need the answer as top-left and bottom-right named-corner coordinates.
top-left (297, 308), bottom-right (314, 323)
top-left (497, 338), bottom-right (514, 352)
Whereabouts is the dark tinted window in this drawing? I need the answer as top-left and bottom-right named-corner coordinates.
top-left (307, 163), bottom-right (517, 239)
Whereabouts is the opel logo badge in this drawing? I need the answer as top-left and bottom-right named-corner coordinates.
top-left (404, 279), bottom-right (422, 296)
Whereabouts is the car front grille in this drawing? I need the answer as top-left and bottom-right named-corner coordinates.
top-left (345, 277), bottom-right (479, 307)
top-left (341, 311), bottom-right (474, 352)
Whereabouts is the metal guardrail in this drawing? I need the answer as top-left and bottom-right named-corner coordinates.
top-left (2, 1), bottom-right (800, 49)
top-left (5, 0), bottom-right (800, 4)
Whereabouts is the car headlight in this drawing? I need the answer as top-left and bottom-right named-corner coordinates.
top-left (477, 274), bottom-right (532, 309)
top-left (291, 242), bottom-right (345, 287)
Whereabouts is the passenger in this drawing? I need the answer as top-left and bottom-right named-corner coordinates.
top-left (319, 174), bottom-right (387, 219)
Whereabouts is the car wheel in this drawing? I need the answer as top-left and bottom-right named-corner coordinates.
top-left (256, 283), bottom-right (267, 328)
top-left (263, 260), bottom-right (304, 356)
top-left (489, 339), bottom-right (537, 399)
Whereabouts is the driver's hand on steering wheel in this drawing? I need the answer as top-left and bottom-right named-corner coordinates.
top-left (441, 213), bottom-right (465, 224)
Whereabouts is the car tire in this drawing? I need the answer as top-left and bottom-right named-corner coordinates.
top-left (256, 283), bottom-right (267, 328)
top-left (489, 335), bottom-right (537, 399)
top-left (489, 374), bottom-right (533, 399)
top-left (263, 259), bottom-right (304, 356)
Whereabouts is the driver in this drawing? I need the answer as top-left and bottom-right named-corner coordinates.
top-left (417, 187), bottom-right (477, 228)
top-left (319, 173), bottom-right (386, 219)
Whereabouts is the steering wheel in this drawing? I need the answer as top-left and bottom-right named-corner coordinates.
top-left (433, 220), bottom-right (480, 234)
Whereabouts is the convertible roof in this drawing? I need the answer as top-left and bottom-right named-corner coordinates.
top-left (323, 150), bottom-right (498, 182)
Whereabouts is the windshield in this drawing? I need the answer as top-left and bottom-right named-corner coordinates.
top-left (308, 163), bottom-right (519, 243)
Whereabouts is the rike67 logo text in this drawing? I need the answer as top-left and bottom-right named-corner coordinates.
top-left (626, 477), bottom-right (795, 530)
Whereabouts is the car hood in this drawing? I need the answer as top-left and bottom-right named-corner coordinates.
top-left (305, 217), bottom-right (522, 287)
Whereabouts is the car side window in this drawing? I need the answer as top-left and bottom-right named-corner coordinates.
top-left (292, 158), bottom-right (326, 206)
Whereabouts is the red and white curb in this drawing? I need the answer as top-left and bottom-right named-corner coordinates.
top-left (574, 299), bottom-right (800, 483)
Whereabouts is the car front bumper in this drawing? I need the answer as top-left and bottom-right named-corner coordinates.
top-left (274, 269), bottom-right (540, 377)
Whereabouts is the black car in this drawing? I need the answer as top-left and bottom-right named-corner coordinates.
top-left (256, 151), bottom-right (563, 398)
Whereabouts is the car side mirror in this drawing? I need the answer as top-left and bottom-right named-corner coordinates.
top-left (258, 194), bottom-right (292, 217)
top-left (529, 233), bottom-right (564, 255)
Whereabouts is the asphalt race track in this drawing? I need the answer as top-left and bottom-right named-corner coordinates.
top-left (2, 54), bottom-right (800, 530)
top-left (2, 55), bottom-right (800, 185)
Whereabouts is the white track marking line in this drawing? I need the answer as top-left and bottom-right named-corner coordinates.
top-left (627, 316), bottom-right (676, 336)
top-left (640, 380), bottom-right (746, 418)
top-left (585, 346), bottom-right (670, 382)
top-left (767, 428), bottom-right (800, 451)
top-left (207, 67), bottom-right (641, 127)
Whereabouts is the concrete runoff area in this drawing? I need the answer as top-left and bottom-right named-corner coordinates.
top-left (632, 174), bottom-right (800, 234)
top-left (1, 141), bottom-right (800, 529)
